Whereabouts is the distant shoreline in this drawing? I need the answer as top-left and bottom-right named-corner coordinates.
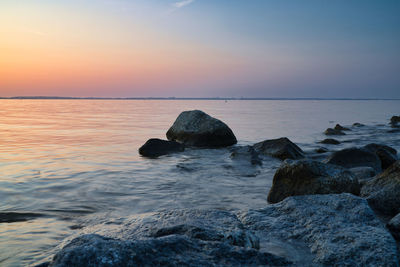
top-left (1, 96), bottom-right (399, 101)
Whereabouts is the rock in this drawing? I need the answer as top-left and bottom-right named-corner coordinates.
top-left (352, 122), bottom-right (364, 127)
top-left (390, 115), bottom-right (400, 127)
top-left (364, 143), bottom-right (398, 170)
top-left (360, 161), bottom-right (400, 216)
top-left (253, 137), bottom-right (304, 160)
top-left (324, 147), bottom-right (382, 173)
top-left (334, 124), bottom-right (350, 131)
top-left (239, 194), bottom-right (399, 266)
top-left (324, 128), bottom-right (345, 135)
top-left (348, 167), bottom-right (376, 182)
top-left (387, 213), bottom-right (400, 240)
top-left (230, 146), bottom-right (262, 166)
top-left (319, 138), bottom-right (340, 145)
top-left (267, 159), bottom-right (359, 203)
top-left (166, 110), bottom-right (237, 148)
top-left (47, 210), bottom-right (291, 267)
top-left (315, 147), bottom-right (328, 154)
top-left (138, 138), bottom-right (184, 157)
top-left (0, 212), bottom-right (43, 223)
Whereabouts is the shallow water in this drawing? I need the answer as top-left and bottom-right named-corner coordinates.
top-left (0, 99), bottom-right (399, 266)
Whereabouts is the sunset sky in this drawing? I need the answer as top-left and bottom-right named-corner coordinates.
top-left (1, 0), bottom-right (399, 98)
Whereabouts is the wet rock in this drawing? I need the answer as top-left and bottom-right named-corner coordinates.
top-left (0, 212), bottom-right (44, 223)
top-left (390, 115), bottom-right (400, 127)
top-left (348, 167), bottom-right (376, 182)
top-left (230, 146), bottom-right (262, 166)
top-left (324, 128), bottom-right (345, 135)
top-left (319, 138), bottom-right (340, 145)
top-left (324, 147), bottom-right (382, 173)
top-left (239, 193), bottom-right (399, 266)
top-left (48, 210), bottom-right (291, 267)
top-left (360, 161), bottom-right (400, 216)
top-left (267, 159), bottom-right (359, 203)
top-left (387, 128), bottom-right (400, 133)
top-left (315, 147), bottom-right (328, 154)
top-left (166, 110), bottom-right (237, 148)
top-left (138, 138), bottom-right (184, 157)
top-left (352, 122), bottom-right (364, 127)
top-left (334, 124), bottom-right (350, 131)
top-left (364, 143), bottom-right (398, 170)
top-left (253, 137), bottom-right (304, 160)
top-left (387, 213), bottom-right (400, 240)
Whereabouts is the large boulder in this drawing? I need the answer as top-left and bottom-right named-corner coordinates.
top-left (267, 159), bottom-right (359, 203)
top-left (139, 138), bottom-right (184, 157)
top-left (364, 143), bottom-right (398, 170)
top-left (319, 138), bottom-right (340, 145)
top-left (239, 194), bottom-right (399, 266)
top-left (360, 161), bottom-right (400, 216)
top-left (324, 147), bottom-right (382, 173)
top-left (324, 128), bottom-right (345, 135)
top-left (166, 110), bottom-right (237, 148)
top-left (253, 137), bottom-right (304, 160)
top-left (47, 210), bottom-right (291, 267)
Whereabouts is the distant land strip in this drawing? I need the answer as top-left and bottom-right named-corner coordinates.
top-left (0, 96), bottom-right (399, 100)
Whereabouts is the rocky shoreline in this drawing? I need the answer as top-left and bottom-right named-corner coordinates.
top-left (39, 111), bottom-right (400, 266)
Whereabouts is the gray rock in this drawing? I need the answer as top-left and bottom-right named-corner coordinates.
top-left (324, 147), bottom-right (382, 173)
top-left (267, 159), bottom-right (360, 203)
top-left (138, 138), bottom-right (184, 157)
top-left (387, 213), bottom-right (400, 240)
top-left (324, 128), bottom-right (345, 135)
top-left (364, 143), bottom-right (398, 170)
top-left (230, 146), bottom-right (262, 166)
top-left (48, 210), bottom-right (291, 267)
top-left (253, 137), bottom-right (304, 160)
top-left (166, 110), bottom-right (237, 148)
top-left (364, 143), bottom-right (397, 157)
top-left (334, 124), bottom-right (351, 131)
top-left (319, 138), bottom-right (340, 145)
top-left (352, 122), bottom-right (364, 127)
top-left (390, 115), bottom-right (400, 127)
top-left (239, 194), bottom-right (399, 266)
top-left (361, 161), bottom-right (400, 216)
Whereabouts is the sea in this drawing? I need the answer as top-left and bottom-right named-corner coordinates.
top-left (0, 99), bottom-right (399, 266)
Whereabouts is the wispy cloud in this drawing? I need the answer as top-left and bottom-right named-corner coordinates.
top-left (172, 0), bottom-right (195, 9)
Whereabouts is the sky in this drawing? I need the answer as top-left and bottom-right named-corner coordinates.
top-left (0, 0), bottom-right (399, 98)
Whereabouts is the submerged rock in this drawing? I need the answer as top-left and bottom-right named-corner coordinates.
top-left (267, 159), bottom-right (359, 203)
top-left (364, 143), bottom-right (398, 170)
top-left (166, 110), bottom-right (237, 148)
top-left (390, 115), bottom-right (400, 127)
top-left (253, 137), bottom-right (304, 160)
top-left (0, 212), bottom-right (43, 223)
top-left (334, 124), bottom-right (351, 131)
top-left (315, 147), bottom-right (328, 154)
top-left (325, 147), bottom-right (382, 173)
top-left (348, 167), bottom-right (376, 182)
top-left (239, 193), bottom-right (399, 266)
top-left (138, 138), bottom-right (184, 157)
top-left (319, 138), bottom-right (340, 145)
top-left (360, 161), bottom-right (400, 216)
top-left (352, 122), bottom-right (364, 127)
top-left (230, 146), bottom-right (262, 166)
top-left (324, 128), bottom-right (345, 136)
top-left (387, 213), bottom-right (400, 240)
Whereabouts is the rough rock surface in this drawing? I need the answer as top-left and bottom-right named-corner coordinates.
top-left (324, 128), bottom-right (345, 135)
top-left (319, 138), bottom-right (340, 145)
top-left (267, 159), bottom-right (359, 203)
top-left (253, 137), bottom-right (304, 160)
top-left (239, 194), bottom-right (399, 266)
top-left (166, 110), bottom-right (237, 148)
top-left (364, 143), bottom-right (398, 170)
top-left (230, 146), bottom-right (262, 166)
top-left (361, 161), bottom-right (400, 216)
top-left (325, 147), bottom-right (382, 173)
top-left (334, 124), bottom-right (350, 131)
top-left (387, 213), bottom-right (400, 240)
top-left (138, 138), bottom-right (184, 157)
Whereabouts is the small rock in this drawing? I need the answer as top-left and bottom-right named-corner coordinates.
top-left (387, 213), bottom-right (400, 240)
top-left (324, 147), bottom-right (382, 173)
top-left (138, 138), bottom-right (184, 157)
top-left (315, 147), bottom-right (328, 154)
top-left (267, 159), bottom-right (359, 203)
top-left (390, 115), bottom-right (400, 127)
top-left (0, 212), bottom-right (43, 223)
top-left (352, 122), bottom-right (364, 127)
top-left (230, 146), bottom-right (262, 166)
top-left (324, 128), bottom-right (345, 135)
top-left (253, 137), bottom-right (304, 160)
top-left (166, 110), bottom-right (237, 148)
top-left (334, 124), bottom-right (351, 131)
top-left (360, 161), bottom-right (400, 216)
top-left (319, 138), bottom-right (340, 145)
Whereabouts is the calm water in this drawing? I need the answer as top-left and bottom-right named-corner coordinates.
top-left (0, 99), bottom-right (399, 266)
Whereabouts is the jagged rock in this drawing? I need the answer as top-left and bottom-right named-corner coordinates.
top-left (324, 128), bottom-right (345, 135)
top-left (390, 115), bottom-right (400, 127)
top-left (324, 147), bottom-right (382, 173)
top-left (361, 161), bottom-right (400, 216)
top-left (267, 159), bottom-right (359, 203)
top-left (315, 147), bottom-right (328, 154)
top-left (364, 143), bottom-right (398, 170)
top-left (253, 137), bottom-right (304, 160)
top-left (352, 122), bottom-right (364, 127)
top-left (166, 110), bottom-right (237, 148)
top-left (138, 138), bottom-right (184, 157)
top-left (319, 138), bottom-right (340, 145)
top-left (387, 213), bottom-right (400, 240)
top-left (334, 124), bottom-right (351, 131)
top-left (239, 194), bottom-right (399, 266)
top-left (47, 210), bottom-right (291, 267)
top-left (230, 146), bottom-right (262, 166)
